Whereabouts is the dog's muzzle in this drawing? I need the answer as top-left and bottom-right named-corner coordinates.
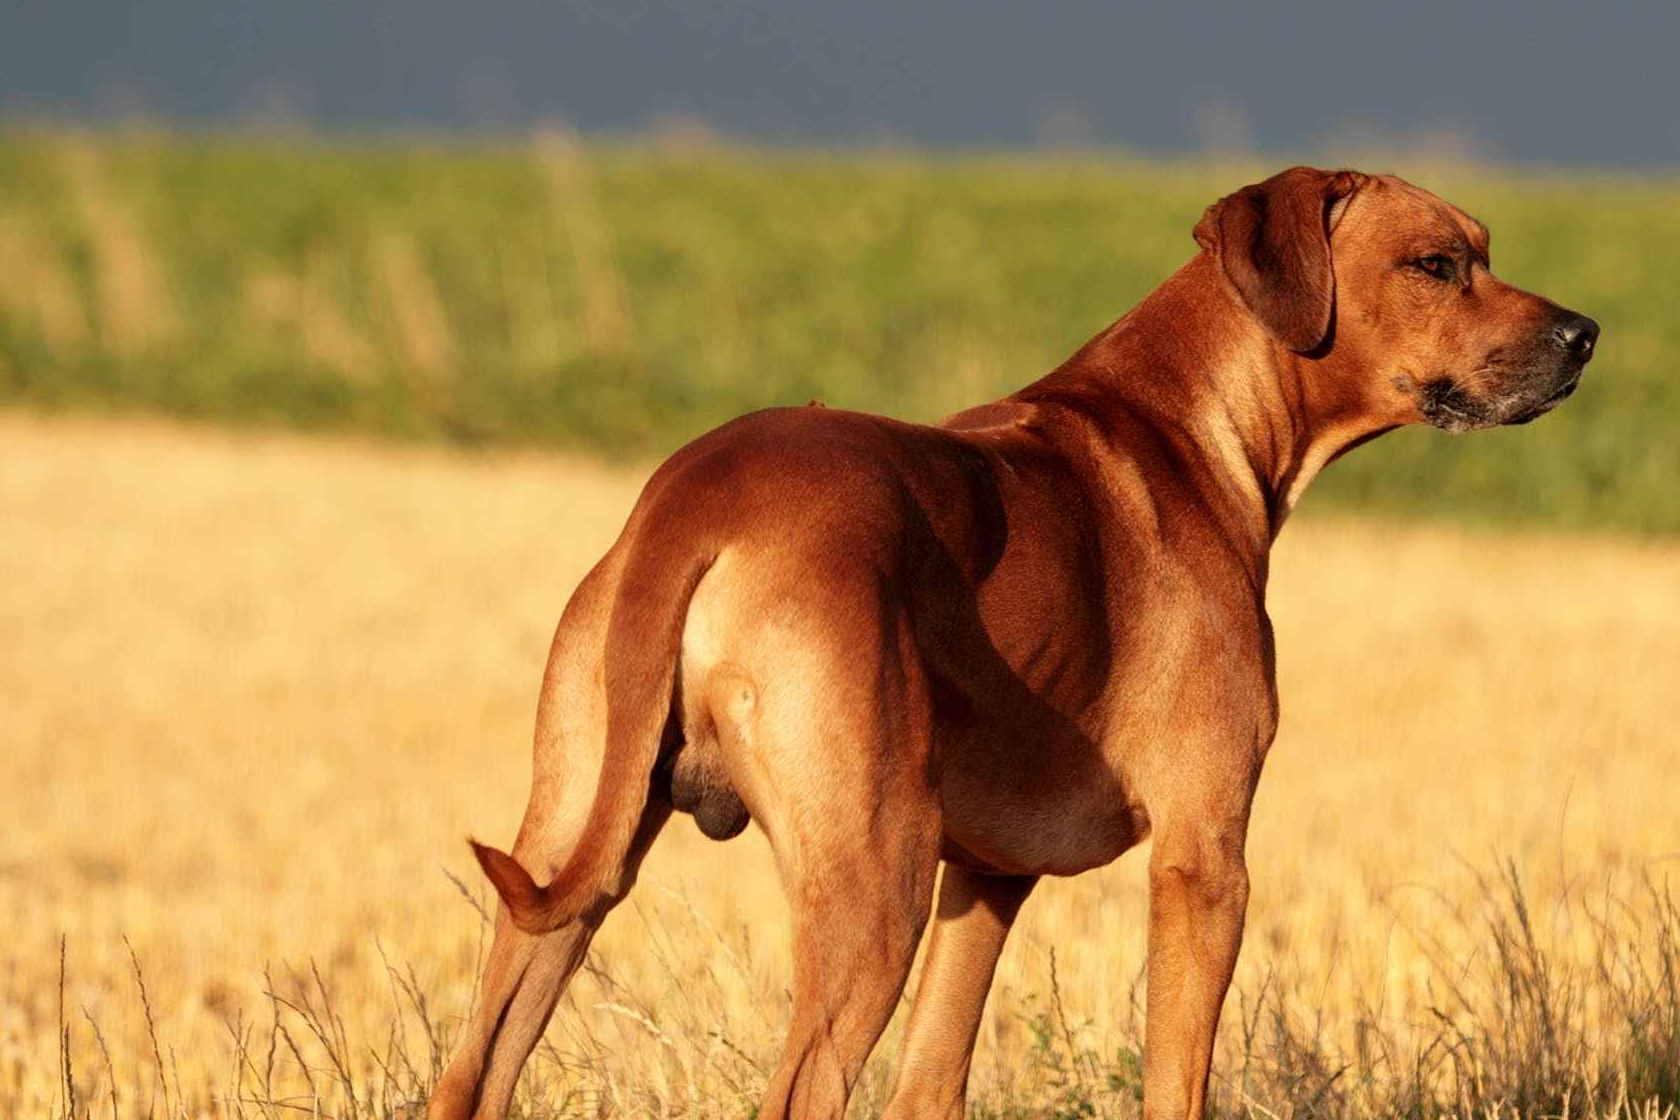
top-left (1417, 310), bottom-right (1601, 431)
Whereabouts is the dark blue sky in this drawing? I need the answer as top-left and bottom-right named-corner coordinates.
top-left (5, 2), bottom-right (1678, 168)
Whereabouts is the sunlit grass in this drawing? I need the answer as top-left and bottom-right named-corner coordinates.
top-left (3, 413), bottom-right (1675, 1118)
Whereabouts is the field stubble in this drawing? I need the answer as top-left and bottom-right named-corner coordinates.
top-left (1, 412), bottom-right (1676, 1118)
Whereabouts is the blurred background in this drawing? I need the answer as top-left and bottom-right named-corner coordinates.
top-left (3, 5), bottom-right (1677, 1119)
top-left (3, 1), bottom-right (1680, 529)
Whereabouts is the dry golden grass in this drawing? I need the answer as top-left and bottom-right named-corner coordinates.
top-left (0, 211), bottom-right (90, 351)
top-left (58, 141), bottom-right (182, 356)
top-left (1, 411), bottom-right (1675, 1118)
top-left (372, 231), bottom-right (458, 383)
top-left (243, 259), bottom-right (380, 384)
top-left (535, 130), bottom-right (635, 360)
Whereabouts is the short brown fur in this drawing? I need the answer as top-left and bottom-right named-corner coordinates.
top-left (428, 167), bottom-right (1598, 1120)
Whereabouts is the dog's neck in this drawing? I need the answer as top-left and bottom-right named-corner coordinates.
top-left (1019, 253), bottom-right (1402, 572)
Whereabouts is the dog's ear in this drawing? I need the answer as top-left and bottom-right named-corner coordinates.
top-left (1194, 167), bottom-right (1367, 353)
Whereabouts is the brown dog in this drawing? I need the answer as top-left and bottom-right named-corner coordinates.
top-left (427, 167), bottom-right (1598, 1120)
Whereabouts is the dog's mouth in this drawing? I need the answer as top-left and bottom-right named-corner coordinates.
top-left (1503, 373), bottom-right (1582, 425)
top-left (1407, 375), bottom-right (1500, 433)
top-left (1403, 366), bottom-right (1583, 433)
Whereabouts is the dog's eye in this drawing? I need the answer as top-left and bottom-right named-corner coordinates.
top-left (1413, 255), bottom-right (1457, 281)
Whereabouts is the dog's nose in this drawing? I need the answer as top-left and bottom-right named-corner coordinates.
top-left (1553, 314), bottom-right (1600, 361)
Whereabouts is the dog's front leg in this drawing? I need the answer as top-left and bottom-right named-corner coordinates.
top-left (1140, 812), bottom-right (1250, 1120)
top-left (882, 865), bottom-right (1036, 1120)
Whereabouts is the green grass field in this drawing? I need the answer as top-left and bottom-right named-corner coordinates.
top-left (1, 129), bottom-right (1676, 532)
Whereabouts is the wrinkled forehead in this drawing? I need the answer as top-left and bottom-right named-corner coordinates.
top-left (1347, 174), bottom-right (1491, 260)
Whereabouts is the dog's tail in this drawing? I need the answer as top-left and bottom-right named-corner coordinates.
top-left (471, 539), bottom-right (714, 935)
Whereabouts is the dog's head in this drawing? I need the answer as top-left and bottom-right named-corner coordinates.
top-left (1195, 166), bottom-right (1598, 431)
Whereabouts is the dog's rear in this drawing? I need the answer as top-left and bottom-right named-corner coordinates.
top-left (468, 546), bottom-right (715, 933)
top-left (431, 454), bottom-right (726, 1118)
top-left (431, 406), bottom-right (960, 1120)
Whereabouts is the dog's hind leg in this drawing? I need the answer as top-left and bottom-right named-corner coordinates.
top-left (427, 802), bottom-right (669, 1120)
top-left (430, 540), bottom-right (694, 1120)
top-left (722, 591), bottom-right (942, 1120)
top-left (881, 865), bottom-right (1036, 1120)
top-left (758, 822), bottom-right (939, 1120)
